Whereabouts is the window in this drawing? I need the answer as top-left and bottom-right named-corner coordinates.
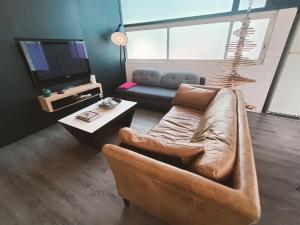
top-left (121, 0), bottom-right (234, 24)
top-left (126, 29), bottom-right (167, 59)
top-left (125, 11), bottom-right (276, 62)
top-left (169, 22), bottom-right (231, 60)
top-left (239, 0), bottom-right (267, 10)
top-left (227, 18), bottom-right (270, 60)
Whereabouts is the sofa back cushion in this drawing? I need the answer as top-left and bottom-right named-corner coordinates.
top-left (172, 84), bottom-right (217, 111)
top-left (132, 69), bottom-right (162, 87)
top-left (162, 72), bottom-right (201, 90)
top-left (190, 88), bottom-right (237, 181)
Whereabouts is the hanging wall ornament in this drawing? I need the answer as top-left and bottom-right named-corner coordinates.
top-left (210, 0), bottom-right (257, 88)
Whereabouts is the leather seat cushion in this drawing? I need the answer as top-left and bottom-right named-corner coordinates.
top-left (190, 88), bottom-right (238, 181)
top-left (119, 127), bottom-right (204, 164)
top-left (148, 105), bottom-right (204, 142)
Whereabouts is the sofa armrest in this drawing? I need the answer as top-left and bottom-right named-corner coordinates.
top-left (103, 144), bottom-right (260, 223)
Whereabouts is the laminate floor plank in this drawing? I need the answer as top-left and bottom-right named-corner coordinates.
top-left (0, 109), bottom-right (299, 225)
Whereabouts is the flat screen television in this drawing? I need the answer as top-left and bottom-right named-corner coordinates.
top-left (17, 39), bottom-right (91, 88)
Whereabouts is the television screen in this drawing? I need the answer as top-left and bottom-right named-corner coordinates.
top-left (18, 39), bottom-right (91, 88)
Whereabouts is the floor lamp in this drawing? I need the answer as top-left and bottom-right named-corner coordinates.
top-left (111, 24), bottom-right (128, 80)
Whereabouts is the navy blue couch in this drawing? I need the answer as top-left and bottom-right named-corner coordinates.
top-left (116, 69), bottom-right (205, 111)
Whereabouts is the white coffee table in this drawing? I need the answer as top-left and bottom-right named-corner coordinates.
top-left (59, 99), bottom-right (137, 149)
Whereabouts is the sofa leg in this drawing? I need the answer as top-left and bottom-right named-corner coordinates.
top-left (123, 198), bottom-right (130, 207)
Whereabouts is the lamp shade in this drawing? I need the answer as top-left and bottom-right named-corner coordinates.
top-left (111, 24), bottom-right (128, 46)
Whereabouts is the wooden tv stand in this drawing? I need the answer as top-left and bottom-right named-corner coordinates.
top-left (38, 83), bottom-right (103, 112)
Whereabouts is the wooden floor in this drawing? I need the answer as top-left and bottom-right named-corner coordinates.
top-left (0, 108), bottom-right (299, 225)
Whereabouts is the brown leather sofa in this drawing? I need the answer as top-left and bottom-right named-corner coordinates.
top-left (103, 85), bottom-right (261, 225)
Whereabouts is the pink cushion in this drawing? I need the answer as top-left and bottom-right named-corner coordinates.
top-left (118, 81), bottom-right (137, 90)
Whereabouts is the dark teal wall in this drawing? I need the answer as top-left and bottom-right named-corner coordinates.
top-left (0, 0), bottom-right (124, 147)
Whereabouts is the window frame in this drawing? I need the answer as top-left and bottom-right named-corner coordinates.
top-left (125, 10), bottom-right (277, 64)
top-left (120, 0), bottom-right (269, 26)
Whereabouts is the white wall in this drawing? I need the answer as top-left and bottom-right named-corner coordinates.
top-left (269, 15), bottom-right (300, 116)
top-left (125, 8), bottom-right (297, 113)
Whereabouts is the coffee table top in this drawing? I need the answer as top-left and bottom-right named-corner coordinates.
top-left (59, 99), bottom-right (137, 133)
